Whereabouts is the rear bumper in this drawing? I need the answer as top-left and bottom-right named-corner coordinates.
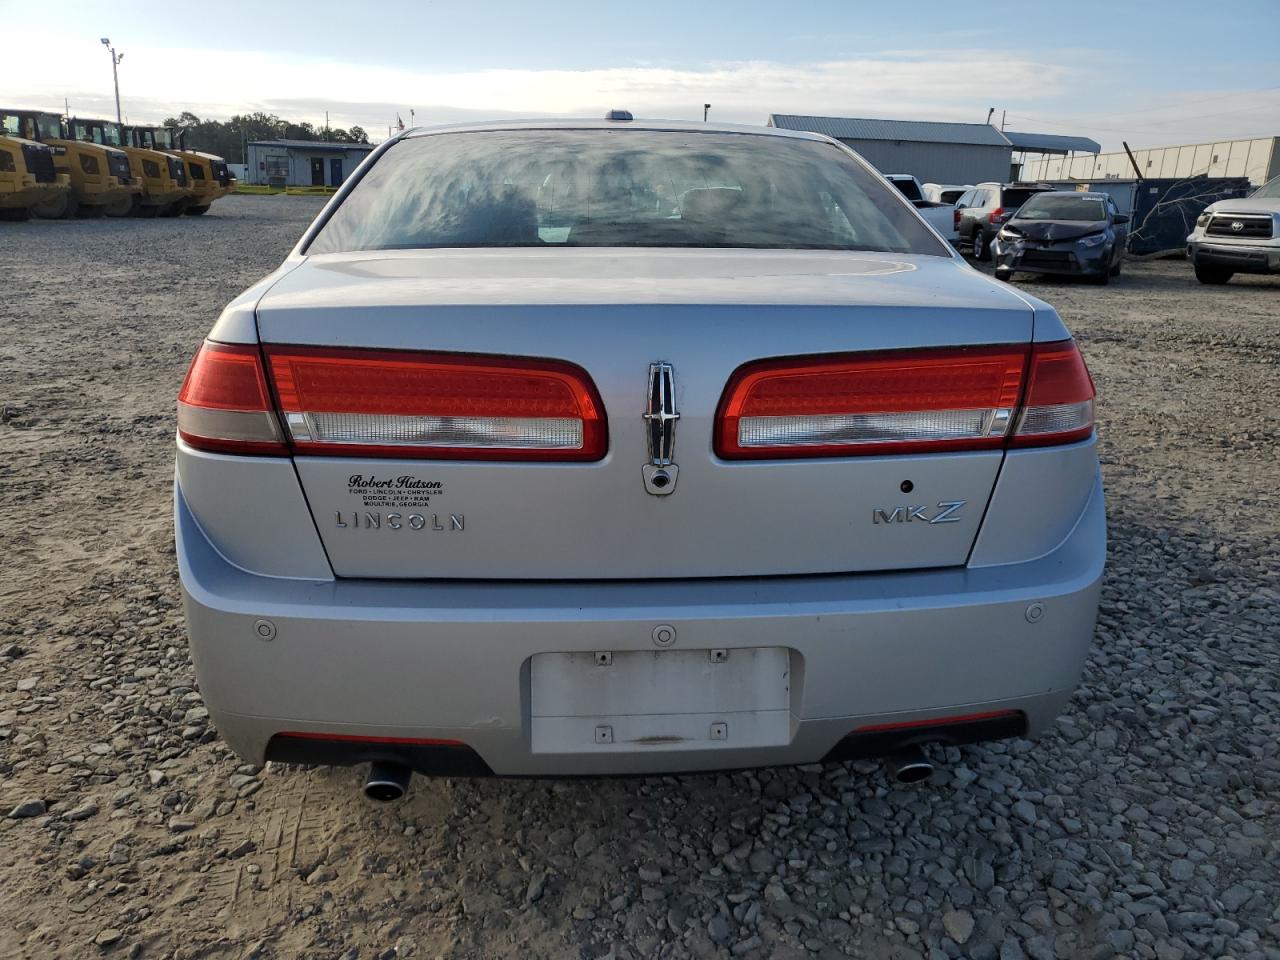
top-left (0, 178), bottom-right (66, 208)
top-left (1187, 240), bottom-right (1280, 274)
top-left (78, 177), bottom-right (140, 206)
top-left (140, 184), bottom-right (188, 206)
top-left (177, 472), bottom-right (1105, 776)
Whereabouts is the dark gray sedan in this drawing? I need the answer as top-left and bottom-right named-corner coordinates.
top-left (994, 192), bottom-right (1129, 284)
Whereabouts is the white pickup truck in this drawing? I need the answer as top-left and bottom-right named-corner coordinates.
top-left (885, 174), bottom-right (959, 241)
top-left (1185, 174), bottom-right (1280, 284)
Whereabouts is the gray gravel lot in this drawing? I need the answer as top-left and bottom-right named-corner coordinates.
top-left (1, 195), bottom-right (1277, 960)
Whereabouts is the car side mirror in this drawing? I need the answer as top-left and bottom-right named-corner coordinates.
top-left (1113, 215), bottom-right (1129, 225)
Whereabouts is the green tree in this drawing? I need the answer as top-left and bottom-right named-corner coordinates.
top-left (150, 110), bottom-right (375, 162)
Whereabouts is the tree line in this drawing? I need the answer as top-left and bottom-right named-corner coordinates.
top-left (161, 111), bottom-right (371, 163)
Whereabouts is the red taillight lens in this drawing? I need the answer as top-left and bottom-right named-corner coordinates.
top-left (177, 342), bottom-right (287, 455)
top-left (715, 340), bottom-right (1095, 459)
top-left (715, 346), bottom-right (1027, 459)
top-left (953, 208), bottom-right (961, 229)
top-left (1010, 340), bottom-right (1095, 447)
top-left (988, 206), bottom-right (1006, 224)
top-left (264, 346), bottom-right (607, 461)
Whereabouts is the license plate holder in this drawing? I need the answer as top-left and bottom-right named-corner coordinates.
top-left (529, 647), bottom-right (792, 753)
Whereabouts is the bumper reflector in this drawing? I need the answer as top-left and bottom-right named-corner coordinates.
top-left (851, 709), bottom-right (1023, 734)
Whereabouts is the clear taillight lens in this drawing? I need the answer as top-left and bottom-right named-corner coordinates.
top-left (716, 341), bottom-right (1094, 459)
top-left (177, 342), bottom-right (287, 455)
top-left (1009, 340), bottom-right (1095, 447)
top-left (264, 346), bottom-right (608, 461)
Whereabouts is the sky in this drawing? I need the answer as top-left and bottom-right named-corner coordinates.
top-left (3, 0), bottom-right (1278, 152)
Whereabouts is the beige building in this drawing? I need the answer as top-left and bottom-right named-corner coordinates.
top-left (1022, 136), bottom-right (1280, 187)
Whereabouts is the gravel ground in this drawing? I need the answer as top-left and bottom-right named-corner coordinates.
top-left (1, 195), bottom-right (1277, 960)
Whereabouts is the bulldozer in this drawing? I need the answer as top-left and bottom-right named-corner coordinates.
top-left (67, 116), bottom-right (193, 217)
top-left (0, 115), bottom-right (68, 220)
top-left (0, 109), bottom-right (138, 218)
top-left (126, 124), bottom-right (235, 215)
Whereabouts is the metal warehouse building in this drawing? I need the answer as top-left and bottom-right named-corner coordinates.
top-left (245, 139), bottom-right (375, 188)
top-left (1022, 136), bottom-right (1280, 187)
top-left (767, 115), bottom-right (1099, 186)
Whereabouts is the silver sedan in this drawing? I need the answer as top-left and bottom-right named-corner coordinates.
top-left (175, 117), bottom-right (1103, 797)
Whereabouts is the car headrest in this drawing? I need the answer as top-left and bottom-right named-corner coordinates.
top-left (680, 187), bottom-right (744, 223)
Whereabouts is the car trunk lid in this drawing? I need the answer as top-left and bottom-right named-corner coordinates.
top-left (255, 248), bottom-right (1034, 579)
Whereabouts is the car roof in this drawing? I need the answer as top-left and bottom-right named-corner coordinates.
top-left (401, 118), bottom-right (835, 143)
top-left (977, 181), bottom-right (1054, 189)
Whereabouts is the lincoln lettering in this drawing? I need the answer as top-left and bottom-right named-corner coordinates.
top-left (335, 511), bottom-right (464, 531)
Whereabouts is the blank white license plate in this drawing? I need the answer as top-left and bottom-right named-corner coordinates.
top-left (529, 647), bottom-right (792, 753)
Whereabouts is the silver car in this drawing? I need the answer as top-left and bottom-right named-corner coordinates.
top-left (176, 118), bottom-right (1103, 797)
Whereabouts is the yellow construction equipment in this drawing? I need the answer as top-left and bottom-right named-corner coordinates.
top-left (0, 112), bottom-right (70, 221)
top-left (174, 128), bottom-right (237, 214)
top-left (1, 109), bottom-right (139, 218)
top-left (68, 116), bottom-right (193, 217)
top-left (127, 124), bottom-right (235, 215)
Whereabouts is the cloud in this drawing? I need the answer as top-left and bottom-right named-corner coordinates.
top-left (4, 32), bottom-right (1275, 151)
top-left (2, 31), bottom-right (1070, 133)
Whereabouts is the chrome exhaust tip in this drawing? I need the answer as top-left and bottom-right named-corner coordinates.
top-left (363, 761), bottom-right (411, 802)
top-left (887, 746), bottom-right (934, 784)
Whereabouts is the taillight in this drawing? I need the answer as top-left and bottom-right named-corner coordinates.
top-left (988, 206), bottom-right (1006, 224)
top-left (177, 342), bottom-right (287, 455)
top-left (715, 340), bottom-right (1094, 459)
top-left (953, 208), bottom-right (961, 230)
top-left (264, 346), bottom-right (607, 461)
top-left (716, 346), bottom-right (1026, 459)
top-left (1009, 340), bottom-right (1095, 447)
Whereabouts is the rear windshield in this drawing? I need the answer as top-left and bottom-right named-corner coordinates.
top-left (940, 189), bottom-right (966, 204)
top-left (1016, 195), bottom-right (1106, 222)
top-left (1002, 189), bottom-right (1052, 210)
top-left (887, 178), bottom-right (923, 203)
top-left (307, 130), bottom-right (950, 256)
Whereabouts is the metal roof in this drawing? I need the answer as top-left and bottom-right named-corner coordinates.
top-left (402, 118), bottom-right (826, 140)
top-left (768, 115), bottom-right (1010, 147)
top-left (248, 139), bottom-right (375, 153)
top-left (1004, 130), bottom-right (1101, 155)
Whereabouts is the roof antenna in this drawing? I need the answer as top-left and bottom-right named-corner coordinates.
top-left (986, 107), bottom-right (995, 126)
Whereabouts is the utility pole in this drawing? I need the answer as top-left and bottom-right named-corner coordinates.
top-left (100, 39), bottom-right (124, 123)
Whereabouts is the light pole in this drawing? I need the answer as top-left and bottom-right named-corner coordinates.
top-left (703, 103), bottom-right (711, 122)
top-left (101, 38), bottom-right (123, 124)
